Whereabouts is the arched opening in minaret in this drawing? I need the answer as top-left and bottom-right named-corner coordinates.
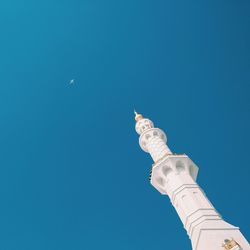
top-left (176, 161), bottom-right (185, 173)
top-left (160, 133), bottom-right (165, 140)
top-left (181, 194), bottom-right (191, 212)
top-left (189, 165), bottom-right (197, 180)
top-left (153, 131), bottom-right (158, 137)
top-left (162, 166), bottom-right (173, 177)
top-left (192, 191), bottom-right (203, 207)
top-left (156, 177), bottom-right (165, 187)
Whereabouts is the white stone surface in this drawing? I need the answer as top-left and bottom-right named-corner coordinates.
top-left (135, 114), bottom-right (250, 250)
top-left (135, 117), bottom-right (171, 161)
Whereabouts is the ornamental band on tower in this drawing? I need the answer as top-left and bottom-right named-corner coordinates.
top-left (134, 112), bottom-right (250, 250)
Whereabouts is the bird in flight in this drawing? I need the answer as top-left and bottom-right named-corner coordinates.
top-left (69, 79), bottom-right (75, 85)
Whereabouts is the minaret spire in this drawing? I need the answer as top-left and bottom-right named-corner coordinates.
top-left (134, 110), bottom-right (143, 122)
top-left (134, 113), bottom-right (250, 250)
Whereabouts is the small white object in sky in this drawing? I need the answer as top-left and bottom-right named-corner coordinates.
top-left (69, 79), bottom-right (75, 85)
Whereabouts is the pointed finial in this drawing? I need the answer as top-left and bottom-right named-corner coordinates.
top-left (134, 109), bottom-right (143, 122)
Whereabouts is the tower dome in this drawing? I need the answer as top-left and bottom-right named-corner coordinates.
top-left (134, 111), bottom-right (154, 135)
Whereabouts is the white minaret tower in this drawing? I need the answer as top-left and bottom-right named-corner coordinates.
top-left (134, 111), bottom-right (250, 250)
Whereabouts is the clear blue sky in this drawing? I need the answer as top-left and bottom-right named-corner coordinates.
top-left (0, 0), bottom-right (249, 249)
